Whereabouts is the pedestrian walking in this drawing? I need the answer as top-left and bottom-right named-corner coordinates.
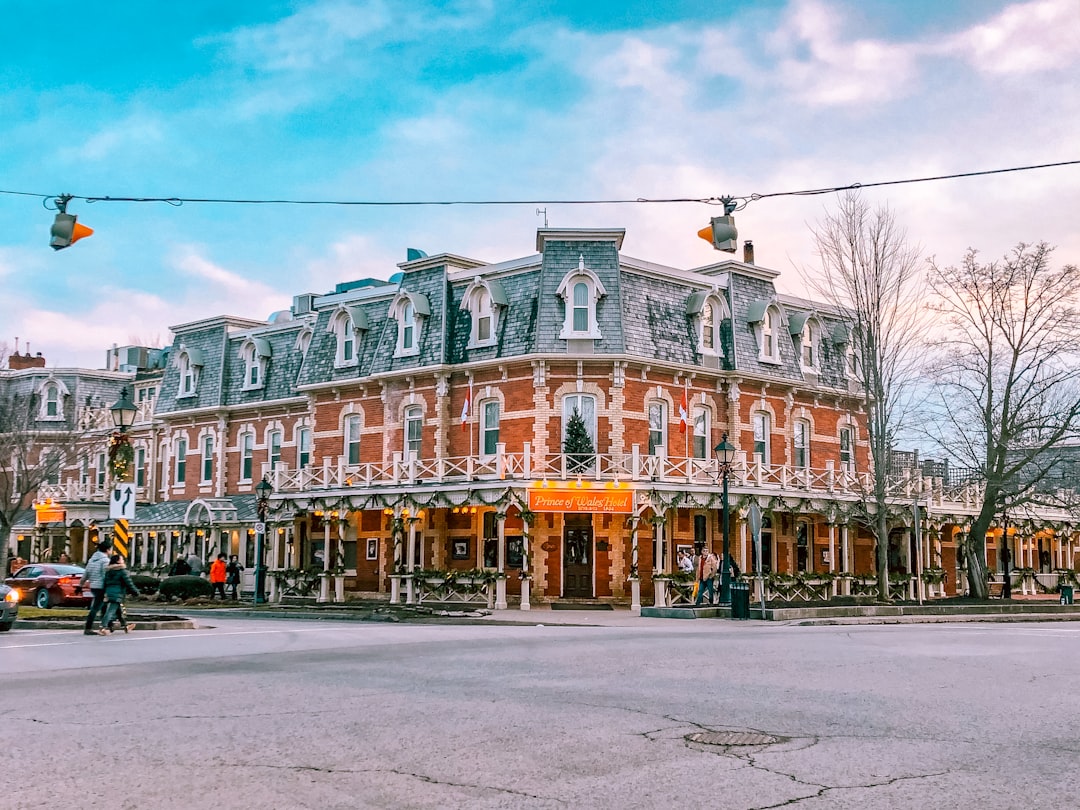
top-left (226, 555), bottom-right (244, 600)
top-left (79, 540), bottom-right (113, 635)
top-left (99, 554), bottom-right (140, 635)
top-left (209, 553), bottom-right (227, 600)
top-left (694, 549), bottom-right (718, 606)
top-left (187, 551), bottom-right (204, 577)
top-left (169, 553), bottom-right (192, 577)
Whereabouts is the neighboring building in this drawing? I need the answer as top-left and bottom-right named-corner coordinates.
top-left (6, 228), bottom-right (1078, 606)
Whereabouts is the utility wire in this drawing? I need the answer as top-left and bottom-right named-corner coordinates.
top-left (2, 159), bottom-right (1078, 211)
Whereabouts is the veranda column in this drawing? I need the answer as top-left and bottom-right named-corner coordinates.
top-left (628, 516), bottom-right (641, 615)
top-left (495, 512), bottom-right (507, 610)
top-left (318, 517), bottom-right (331, 603)
top-left (269, 525), bottom-right (280, 602)
top-left (390, 514), bottom-right (404, 604)
top-left (520, 511), bottom-right (532, 611)
top-left (840, 525), bottom-right (850, 596)
top-left (405, 518), bottom-right (417, 605)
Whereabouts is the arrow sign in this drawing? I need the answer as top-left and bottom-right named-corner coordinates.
top-left (110, 483), bottom-right (136, 520)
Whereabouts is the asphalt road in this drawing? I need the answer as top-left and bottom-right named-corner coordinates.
top-left (2, 618), bottom-right (1078, 809)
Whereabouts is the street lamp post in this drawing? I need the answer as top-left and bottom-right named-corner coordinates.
top-left (713, 433), bottom-right (737, 604)
top-left (254, 476), bottom-right (273, 605)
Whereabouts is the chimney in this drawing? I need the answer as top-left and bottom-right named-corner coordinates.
top-left (743, 240), bottom-right (755, 265)
top-left (9, 352), bottom-right (46, 370)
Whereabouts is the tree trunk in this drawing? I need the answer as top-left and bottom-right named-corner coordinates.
top-left (965, 511), bottom-right (993, 599)
top-left (876, 508), bottom-right (890, 602)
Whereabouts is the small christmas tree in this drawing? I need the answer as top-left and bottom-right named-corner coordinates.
top-left (563, 407), bottom-right (595, 472)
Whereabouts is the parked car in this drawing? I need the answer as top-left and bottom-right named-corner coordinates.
top-left (0, 582), bottom-right (18, 630)
top-left (4, 564), bottom-right (90, 609)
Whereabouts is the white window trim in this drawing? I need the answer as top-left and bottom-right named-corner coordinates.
top-left (240, 432), bottom-right (255, 482)
top-left (201, 434), bottom-right (214, 484)
top-left (647, 400), bottom-right (668, 457)
top-left (698, 295), bottom-right (729, 359)
top-left (556, 257), bottom-right (606, 340)
top-left (239, 340), bottom-right (269, 390)
top-left (268, 429), bottom-right (283, 470)
top-left (177, 350), bottom-right (202, 398)
top-left (389, 292), bottom-right (429, 359)
top-left (691, 406), bottom-right (710, 460)
top-left (793, 419), bottom-right (810, 469)
top-left (344, 415), bottom-right (362, 465)
top-left (757, 306), bottom-right (782, 364)
top-left (480, 399), bottom-right (500, 458)
top-left (404, 406), bottom-right (423, 459)
top-left (753, 412), bottom-right (771, 466)
top-left (561, 394), bottom-right (598, 446)
top-left (461, 277), bottom-right (503, 349)
top-left (174, 438), bottom-right (188, 486)
top-left (296, 426), bottom-right (312, 469)
top-left (38, 379), bottom-right (69, 421)
top-left (328, 309), bottom-right (359, 368)
top-left (800, 318), bottom-right (821, 373)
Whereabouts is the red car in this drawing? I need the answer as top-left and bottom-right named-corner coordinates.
top-left (4, 564), bottom-right (91, 609)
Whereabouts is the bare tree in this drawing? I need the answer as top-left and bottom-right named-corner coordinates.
top-left (805, 192), bottom-right (924, 600)
top-left (926, 243), bottom-right (1080, 598)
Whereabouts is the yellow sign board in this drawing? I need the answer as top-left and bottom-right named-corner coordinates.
top-left (527, 487), bottom-right (634, 514)
top-left (33, 499), bottom-right (66, 524)
top-left (112, 518), bottom-right (130, 558)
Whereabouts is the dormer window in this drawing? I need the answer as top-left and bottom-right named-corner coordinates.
top-left (37, 379), bottom-right (69, 420)
top-left (239, 338), bottom-right (271, 390)
top-left (461, 277), bottom-right (507, 348)
top-left (295, 327), bottom-right (313, 356)
top-left (557, 256), bottom-right (606, 340)
top-left (747, 301), bottom-right (782, 364)
top-left (688, 291), bottom-right (729, 363)
top-left (389, 291), bottom-right (430, 358)
top-left (176, 348), bottom-right (204, 398)
top-left (328, 307), bottom-right (367, 368)
top-left (801, 320), bottom-right (818, 369)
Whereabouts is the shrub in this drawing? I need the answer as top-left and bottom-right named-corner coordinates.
top-left (130, 574), bottom-right (161, 596)
top-left (159, 575), bottom-right (213, 601)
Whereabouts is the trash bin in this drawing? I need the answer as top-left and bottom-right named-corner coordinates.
top-left (730, 582), bottom-right (751, 619)
top-left (1061, 584), bottom-right (1074, 605)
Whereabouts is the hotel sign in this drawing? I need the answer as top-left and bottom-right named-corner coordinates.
top-left (528, 488), bottom-right (634, 514)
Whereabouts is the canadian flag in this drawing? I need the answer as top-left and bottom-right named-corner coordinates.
top-left (679, 387), bottom-right (689, 434)
top-left (460, 382), bottom-right (472, 432)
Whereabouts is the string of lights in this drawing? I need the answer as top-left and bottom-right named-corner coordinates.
top-left (2, 159), bottom-right (1078, 212)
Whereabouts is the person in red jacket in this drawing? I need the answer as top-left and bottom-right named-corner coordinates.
top-left (209, 553), bottom-right (227, 600)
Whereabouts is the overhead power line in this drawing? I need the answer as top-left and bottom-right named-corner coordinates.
top-left (2, 159), bottom-right (1078, 212)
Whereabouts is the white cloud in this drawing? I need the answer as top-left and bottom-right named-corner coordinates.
top-left (59, 116), bottom-right (166, 162)
top-left (764, 0), bottom-right (921, 106)
top-left (945, 0), bottom-right (1080, 74)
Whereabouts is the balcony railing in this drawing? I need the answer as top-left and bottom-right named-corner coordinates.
top-left (262, 444), bottom-right (989, 510)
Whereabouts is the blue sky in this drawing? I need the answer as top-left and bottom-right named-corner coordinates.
top-left (2, 0), bottom-right (1078, 367)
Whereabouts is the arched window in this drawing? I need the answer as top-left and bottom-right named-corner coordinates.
top-left (480, 400), bottom-right (500, 457)
top-left (793, 419), bottom-right (810, 468)
top-left (647, 400), bottom-right (667, 456)
top-left (240, 338), bottom-right (271, 389)
top-left (692, 406), bottom-right (710, 459)
top-left (562, 394), bottom-right (597, 446)
top-left (175, 437), bottom-right (187, 485)
top-left (201, 434), bottom-right (214, 484)
top-left (297, 427), bottom-right (312, 469)
top-left (557, 258), bottom-right (606, 340)
top-left (801, 320), bottom-right (819, 370)
top-left (762, 307), bottom-right (780, 362)
top-left (753, 412), bottom-right (771, 465)
top-left (44, 384), bottom-right (60, 417)
top-left (268, 430), bottom-right (282, 470)
top-left (328, 309), bottom-right (361, 367)
top-left (177, 348), bottom-right (204, 397)
top-left (344, 416), bottom-right (361, 465)
top-left (240, 432), bottom-right (254, 481)
top-left (389, 292), bottom-right (429, 357)
top-left (404, 406), bottom-right (422, 458)
top-left (461, 277), bottom-right (507, 348)
top-left (840, 426), bottom-right (855, 472)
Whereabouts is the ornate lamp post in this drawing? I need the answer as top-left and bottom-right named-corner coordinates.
top-left (107, 387), bottom-right (137, 479)
top-left (254, 476), bottom-right (273, 605)
top-left (713, 433), bottom-right (737, 603)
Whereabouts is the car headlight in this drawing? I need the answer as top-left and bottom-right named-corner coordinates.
top-left (5, 589), bottom-right (19, 603)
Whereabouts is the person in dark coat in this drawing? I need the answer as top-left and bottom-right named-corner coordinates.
top-left (169, 553), bottom-right (192, 577)
top-left (79, 540), bottom-right (113, 635)
top-left (99, 555), bottom-right (139, 635)
top-left (226, 555), bottom-right (244, 600)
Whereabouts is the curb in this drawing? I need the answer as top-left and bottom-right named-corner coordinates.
top-left (14, 619), bottom-right (197, 631)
